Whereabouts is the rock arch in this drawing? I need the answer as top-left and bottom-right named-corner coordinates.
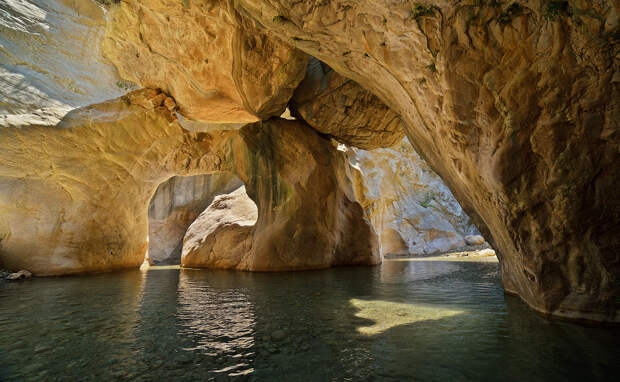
top-left (0, 89), bottom-right (379, 275)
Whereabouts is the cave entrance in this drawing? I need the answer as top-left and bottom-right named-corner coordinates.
top-left (344, 137), bottom-right (495, 260)
top-left (145, 172), bottom-right (247, 266)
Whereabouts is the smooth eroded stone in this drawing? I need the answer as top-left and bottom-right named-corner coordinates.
top-left (290, 58), bottom-right (405, 149)
top-left (182, 118), bottom-right (381, 271)
top-left (235, 0), bottom-right (620, 322)
top-left (102, 0), bottom-right (309, 123)
top-left (0, 0), bottom-right (125, 127)
top-left (0, 93), bottom-right (378, 274)
top-left (147, 173), bottom-right (243, 265)
top-left (182, 186), bottom-right (258, 269)
top-left (465, 235), bottom-right (486, 246)
top-left (0, 89), bottom-right (220, 275)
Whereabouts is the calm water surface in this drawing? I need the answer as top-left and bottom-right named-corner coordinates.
top-left (0, 260), bottom-right (618, 381)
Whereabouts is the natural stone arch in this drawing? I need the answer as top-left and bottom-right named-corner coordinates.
top-left (0, 89), bottom-right (379, 275)
top-left (230, 0), bottom-right (619, 322)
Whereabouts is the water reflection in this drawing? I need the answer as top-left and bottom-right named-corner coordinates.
top-left (0, 261), bottom-right (619, 381)
top-left (177, 269), bottom-right (255, 376)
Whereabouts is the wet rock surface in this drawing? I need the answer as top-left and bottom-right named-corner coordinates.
top-left (5, 270), bottom-right (32, 281)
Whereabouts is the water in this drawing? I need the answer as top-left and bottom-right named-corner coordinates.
top-left (0, 260), bottom-right (618, 381)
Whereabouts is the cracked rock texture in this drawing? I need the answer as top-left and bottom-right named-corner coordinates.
top-left (102, 0), bottom-right (309, 123)
top-left (349, 138), bottom-right (480, 256)
top-left (290, 58), bottom-right (405, 149)
top-left (234, 0), bottom-right (620, 322)
top-left (147, 173), bottom-right (243, 265)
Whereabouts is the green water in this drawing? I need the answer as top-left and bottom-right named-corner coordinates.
top-left (0, 260), bottom-right (618, 381)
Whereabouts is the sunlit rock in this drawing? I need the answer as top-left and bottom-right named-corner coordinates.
top-left (234, 0), bottom-right (620, 322)
top-left (0, 89), bottom-right (218, 275)
top-left (350, 299), bottom-right (464, 335)
top-left (0, 93), bottom-right (378, 274)
top-left (348, 138), bottom-right (480, 256)
top-left (102, 0), bottom-right (309, 123)
top-left (0, 0), bottom-right (124, 128)
top-left (147, 173), bottom-right (243, 265)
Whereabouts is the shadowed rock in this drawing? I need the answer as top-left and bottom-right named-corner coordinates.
top-left (234, 0), bottom-right (620, 322)
top-left (182, 186), bottom-right (258, 269)
top-left (290, 58), bottom-right (405, 149)
top-left (147, 173), bottom-right (243, 265)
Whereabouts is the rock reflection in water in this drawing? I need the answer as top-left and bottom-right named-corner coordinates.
top-left (177, 270), bottom-right (255, 377)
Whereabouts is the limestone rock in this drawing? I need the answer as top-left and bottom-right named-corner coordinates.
top-left (182, 118), bottom-right (380, 271)
top-left (147, 173), bottom-right (243, 265)
top-left (182, 186), bottom-right (258, 269)
top-left (290, 58), bottom-right (405, 149)
top-left (6, 270), bottom-right (32, 281)
top-left (0, 89), bottom-right (220, 275)
top-left (348, 138), bottom-right (479, 256)
top-left (0, 92), bottom-right (378, 274)
top-left (234, 0), bottom-right (620, 322)
top-left (102, 0), bottom-right (309, 123)
top-left (465, 235), bottom-right (486, 246)
top-left (0, 0), bottom-right (125, 128)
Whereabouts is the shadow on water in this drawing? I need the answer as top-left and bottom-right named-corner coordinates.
top-left (1, 260), bottom-right (619, 381)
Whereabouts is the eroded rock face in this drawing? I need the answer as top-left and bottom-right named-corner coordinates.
top-left (147, 173), bottom-right (243, 265)
top-left (0, 89), bottom-right (220, 275)
top-left (234, 0), bottom-right (620, 322)
top-left (182, 186), bottom-right (258, 269)
top-left (102, 0), bottom-right (309, 123)
top-left (290, 58), bottom-right (405, 149)
top-left (0, 90), bottom-right (378, 274)
top-left (349, 138), bottom-right (480, 256)
top-left (0, 0), bottom-right (124, 127)
top-left (183, 118), bottom-right (380, 271)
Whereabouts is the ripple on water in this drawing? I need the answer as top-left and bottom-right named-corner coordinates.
top-left (0, 261), bottom-right (618, 381)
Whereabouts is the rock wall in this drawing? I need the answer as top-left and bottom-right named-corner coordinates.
top-left (290, 58), bottom-right (405, 149)
top-left (182, 186), bottom-right (258, 269)
top-left (102, 0), bottom-right (309, 123)
top-left (0, 0), bottom-right (125, 128)
top-left (182, 118), bottom-right (380, 271)
top-left (0, 89), bottom-right (221, 275)
top-left (349, 138), bottom-right (481, 256)
top-left (233, 0), bottom-right (620, 322)
top-left (147, 173), bottom-right (243, 265)
top-left (0, 89), bottom-right (378, 274)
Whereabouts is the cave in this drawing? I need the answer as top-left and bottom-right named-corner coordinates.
top-left (0, 0), bottom-right (618, 379)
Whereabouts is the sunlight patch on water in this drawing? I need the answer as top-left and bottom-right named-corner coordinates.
top-left (350, 298), bottom-right (465, 335)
